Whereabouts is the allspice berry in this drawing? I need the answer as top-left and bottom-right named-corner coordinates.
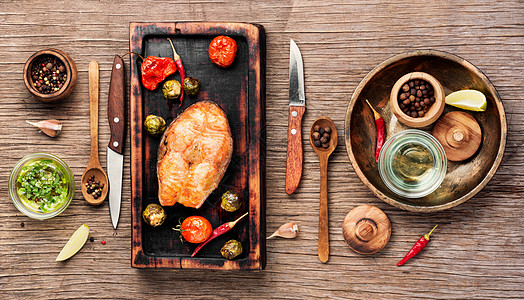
top-left (312, 124), bottom-right (333, 149)
top-left (398, 78), bottom-right (434, 118)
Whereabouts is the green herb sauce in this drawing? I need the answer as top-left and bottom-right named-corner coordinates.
top-left (16, 159), bottom-right (69, 213)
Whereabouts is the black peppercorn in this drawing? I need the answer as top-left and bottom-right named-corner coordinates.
top-left (86, 175), bottom-right (104, 200)
top-left (31, 55), bottom-right (67, 94)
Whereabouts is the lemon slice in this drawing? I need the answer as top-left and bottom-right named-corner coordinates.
top-left (56, 224), bottom-right (90, 261)
top-left (445, 89), bottom-right (487, 111)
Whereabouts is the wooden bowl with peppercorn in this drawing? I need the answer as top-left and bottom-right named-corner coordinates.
top-left (345, 50), bottom-right (506, 212)
top-left (23, 49), bottom-right (77, 103)
top-left (390, 72), bottom-right (445, 127)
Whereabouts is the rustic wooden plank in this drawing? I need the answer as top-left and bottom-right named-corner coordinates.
top-left (129, 22), bottom-right (265, 270)
top-left (0, 0), bottom-right (522, 298)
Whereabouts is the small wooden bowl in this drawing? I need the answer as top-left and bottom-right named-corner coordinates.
top-left (345, 50), bottom-right (506, 212)
top-left (23, 49), bottom-right (77, 103)
top-left (390, 72), bottom-right (445, 127)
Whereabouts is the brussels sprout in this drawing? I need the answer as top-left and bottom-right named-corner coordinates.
top-left (162, 80), bottom-right (182, 100)
top-left (220, 191), bottom-right (242, 212)
top-left (220, 239), bottom-right (243, 260)
top-left (144, 115), bottom-right (166, 137)
top-left (142, 203), bottom-right (166, 227)
top-left (183, 77), bottom-right (200, 97)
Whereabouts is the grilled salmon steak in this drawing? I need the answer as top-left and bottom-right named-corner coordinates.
top-left (157, 101), bottom-right (233, 208)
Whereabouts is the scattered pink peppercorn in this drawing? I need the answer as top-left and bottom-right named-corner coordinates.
top-left (101, 240), bottom-right (106, 245)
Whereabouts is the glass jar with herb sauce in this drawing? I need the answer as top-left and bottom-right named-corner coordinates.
top-left (378, 130), bottom-right (447, 198)
top-left (9, 153), bottom-right (74, 219)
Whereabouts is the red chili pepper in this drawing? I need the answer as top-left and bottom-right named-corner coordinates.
top-left (191, 212), bottom-right (248, 257)
top-left (140, 55), bottom-right (177, 90)
top-left (397, 225), bottom-right (438, 266)
top-left (167, 38), bottom-right (185, 107)
top-left (365, 100), bottom-right (386, 162)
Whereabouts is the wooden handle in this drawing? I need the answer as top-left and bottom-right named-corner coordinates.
top-left (285, 105), bottom-right (306, 194)
top-left (88, 61), bottom-right (99, 163)
top-left (432, 111), bottom-right (482, 162)
top-left (318, 154), bottom-right (329, 263)
top-left (108, 55), bottom-right (126, 154)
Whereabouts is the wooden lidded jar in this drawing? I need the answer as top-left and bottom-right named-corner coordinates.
top-left (23, 49), bottom-right (77, 103)
top-left (342, 205), bottom-right (391, 254)
top-left (390, 72), bottom-right (445, 127)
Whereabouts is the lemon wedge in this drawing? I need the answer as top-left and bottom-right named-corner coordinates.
top-left (445, 89), bottom-right (487, 111)
top-left (56, 224), bottom-right (90, 261)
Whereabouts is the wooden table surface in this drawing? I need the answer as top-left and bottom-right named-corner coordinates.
top-left (1, 1), bottom-right (523, 299)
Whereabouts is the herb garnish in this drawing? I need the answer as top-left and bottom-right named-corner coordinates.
top-left (17, 160), bottom-right (68, 212)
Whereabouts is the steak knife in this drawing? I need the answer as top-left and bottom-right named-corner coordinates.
top-left (285, 39), bottom-right (306, 195)
top-left (107, 55), bottom-right (126, 229)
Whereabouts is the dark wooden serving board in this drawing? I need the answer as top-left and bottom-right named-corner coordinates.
top-left (129, 22), bottom-right (265, 270)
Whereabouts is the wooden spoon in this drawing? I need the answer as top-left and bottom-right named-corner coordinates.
top-left (81, 61), bottom-right (109, 205)
top-left (309, 116), bottom-right (338, 263)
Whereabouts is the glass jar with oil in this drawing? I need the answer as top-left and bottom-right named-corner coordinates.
top-left (378, 129), bottom-right (447, 198)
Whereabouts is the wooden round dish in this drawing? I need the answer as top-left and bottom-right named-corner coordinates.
top-left (344, 50), bottom-right (506, 212)
top-left (23, 49), bottom-right (77, 103)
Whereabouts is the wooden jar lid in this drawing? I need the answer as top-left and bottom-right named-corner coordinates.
top-left (342, 205), bottom-right (391, 254)
top-left (432, 111), bottom-right (482, 161)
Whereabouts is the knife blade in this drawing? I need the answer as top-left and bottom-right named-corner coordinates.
top-left (107, 55), bottom-right (126, 229)
top-left (285, 39), bottom-right (306, 195)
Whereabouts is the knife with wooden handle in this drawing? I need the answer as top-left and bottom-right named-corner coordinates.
top-left (107, 55), bottom-right (126, 229)
top-left (285, 39), bottom-right (306, 195)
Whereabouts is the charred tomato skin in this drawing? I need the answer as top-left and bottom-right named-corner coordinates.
top-left (180, 216), bottom-right (213, 244)
top-left (209, 36), bottom-right (237, 68)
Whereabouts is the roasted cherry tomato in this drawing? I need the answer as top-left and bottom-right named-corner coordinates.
top-left (179, 216), bottom-right (212, 244)
top-left (209, 36), bottom-right (237, 68)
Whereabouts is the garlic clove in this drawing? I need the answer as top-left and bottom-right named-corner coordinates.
top-left (267, 222), bottom-right (299, 239)
top-left (26, 119), bottom-right (62, 137)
